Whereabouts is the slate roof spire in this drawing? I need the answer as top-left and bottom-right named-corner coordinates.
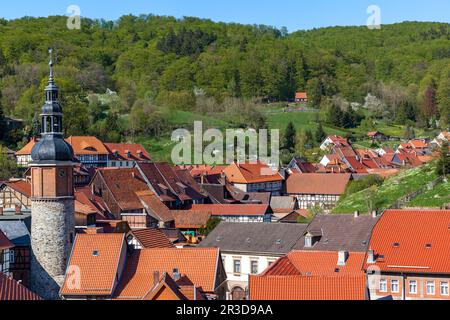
top-left (30, 49), bottom-right (75, 163)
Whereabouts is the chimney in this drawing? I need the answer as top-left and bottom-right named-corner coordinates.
top-left (131, 172), bottom-right (136, 179)
top-left (15, 205), bottom-right (21, 215)
top-left (354, 211), bottom-right (360, 218)
top-left (173, 268), bottom-right (181, 281)
top-left (0, 207), bottom-right (3, 216)
top-left (337, 251), bottom-right (349, 266)
top-left (372, 211), bottom-right (378, 218)
top-left (153, 271), bottom-right (160, 288)
top-left (367, 250), bottom-right (375, 264)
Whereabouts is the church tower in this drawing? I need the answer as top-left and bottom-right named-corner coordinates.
top-left (29, 49), bottom-right (76, 300)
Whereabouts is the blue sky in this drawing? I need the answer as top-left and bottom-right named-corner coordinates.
top-left (1, 0), bottom-right (450, 31)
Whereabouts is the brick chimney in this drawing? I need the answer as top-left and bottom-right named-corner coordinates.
top-left (15, 205), bottom-right (21, 215)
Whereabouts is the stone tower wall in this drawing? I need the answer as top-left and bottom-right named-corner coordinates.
top-left (30, 198), bottom-right (75, 300)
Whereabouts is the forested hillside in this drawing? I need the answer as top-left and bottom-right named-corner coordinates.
top-left (0, 15), bottom-right (449, 151)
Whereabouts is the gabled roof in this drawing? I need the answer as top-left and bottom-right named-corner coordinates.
top-left (191, 204), bottom-right (270, 217)
top-left (104, 143), bottom-right (151, 162)
top-left (15, 138), bottom-right (38, 156)
top-left (66, 136), bottom-right (109, 155)
top-left (135, 190), bottom-right (174, 223)
top-left (249, 275), bottom-right (367, 300)
top-left (0, 230), bottom-right (14, 250)
top-left (198, 222), bottom-right (308, 254)
top-left (96, 168), bottom-right (148, 212)
top-left (294, 214), bottom-right (379, 252)
top-left (365, 210), bottom-right (450, 274)
top-left (136, 162), bottom-right (206, 203)
top-left (172, 210), bottom-right (212, 229)
top-left (141, 273), bottom-right (205, 300)
top-left (1, 180), bottom-right (31, 198)
top-left (286, 173), bottom-right (351, 195)
top-left (61, 233), bottom-right (126, 296)
top-left (114, 248), bottom-right (221, 299)
top-left (263, 251), bottom-right (366, 276)
top-left (0, 272), bottom-right (42, 300)
top-left (295, 92), bottom-right (308, 99)
top-left (224, 162), bottom-right (283, 184)
top-left (131, 229), bottom-right (175, 249)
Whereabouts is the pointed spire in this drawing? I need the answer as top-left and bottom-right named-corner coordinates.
top-left (48, 48), bottom-right (54, 84)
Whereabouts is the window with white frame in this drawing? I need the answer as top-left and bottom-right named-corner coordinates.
top-left (426, 281), bottom-right (435, 295)
top-left (391, 280), bottom-right (399, 293)
top-left (409, 280), bottom-right (418, 294)
top-left (233, 260), bottom-right (241, 275)
top-left (250, 261), bottom-right (258, 275)
top-left (379, 279), bottom-right (388, 292)
top-left (441, 282), bottom-right (449, 296)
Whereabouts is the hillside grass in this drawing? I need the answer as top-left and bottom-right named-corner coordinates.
top-left (407, 180), bottom-right (450, 208)
top-left (333, 163), bottom-right (439, 214)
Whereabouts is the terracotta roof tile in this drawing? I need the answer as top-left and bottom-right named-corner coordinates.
top-left (224, 162), bottom-right (283, 184)
top-left (0, 273), bottom-right (41, 300)
top-left (97, 168), bottom-right (148, 211)
top-left (249, 275), bottom-right (367, 300)
top-left (66, 136), bottom-right (109, 155)
top-left (171, 210), bottom-right (212, 229)
top-left (131, 229), bottom-right (175, 249)
top-left (263, 251), bottom-right (366, 277)
top-left (191, 204), bottom-right (270, 216)
top-left (286, 173), bottom-right (351, 195)
top-left (365, 209), bottom-right (450, 274)
top-left (104, 143), bottom-right (151, 162)
top-left (295, 92), bottom-right (308, 99)
top-left (3, 180), bottom-right (31, 198)
top-left (61, 233), bottom-right (126, 296)
top-left (15, 138), bottom-right (38, 156)
top-left (136, 190), bottom-right (174, 223)
top-left (114, 248), bottom-right (220, 299)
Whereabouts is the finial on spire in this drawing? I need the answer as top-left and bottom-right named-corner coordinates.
top-left (48, 48), bottom-right (54, 83)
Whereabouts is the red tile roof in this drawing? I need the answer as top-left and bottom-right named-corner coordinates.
top-left (365, 210), bottom-right (450, 274)
top-left (172, 210), bottom-right (212, 229)
top-left (0, 230), bottom-right (14, 250)
top-left (114, 248), bottom-right (221, 299)
top-left (0, 273), bottom-right (42, 300)
top-left (295, 92), bottom-right (308, 99)
top-left (66, 136), bottom-right (109, 155)
top-left (135, 190), bottom-right (174, 223)
top-left (61, 233), bottom-right (126, 296)
top-left (104, 143), bottom-right (151, 162)
top-left (131, 229), bottom-right (175, 249)
top-left (15, 137), bottom-right (38, 156)
top-left (263, 251), bottom-right (366, 277)
top-left (3, 180), bottom-right (31, 198)
top-left (96, 168), bottom-right (148, 211)
top-left (286, 173), bottom-right (351, 195)
top-left (249, 275), bottom-right (367, 300)
top-left (191, 204), bottom-right (270, 217)
top-left (224, 162), bottom-right (283, 184)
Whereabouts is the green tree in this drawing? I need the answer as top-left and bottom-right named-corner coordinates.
top-left (200, 218), bottom-right (222, 237)
top-left (283, 122), bottom-right (296, 152)
top-left (315, 123), bottom-right (327, 145)
top-left (0, 146), bottom-right (18, 180)
top-left (436, 141), bottom-right (450, 178)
